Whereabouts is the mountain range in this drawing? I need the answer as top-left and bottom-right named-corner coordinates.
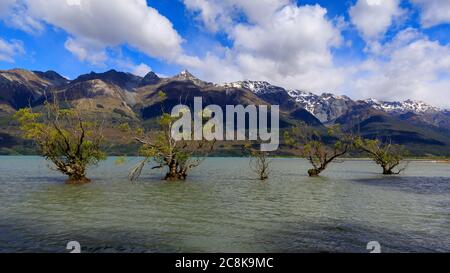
top-left (1, 68), bottom-right (450, 156)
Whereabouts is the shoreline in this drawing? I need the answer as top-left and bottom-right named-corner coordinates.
top-left (0, 155), bottom-right (449, 162)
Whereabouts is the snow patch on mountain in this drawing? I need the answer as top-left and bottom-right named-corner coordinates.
top-left (217, 79), bottom-right (445, 123)
top-left (287, 90), bottom-right (354, 122)
top-left (286, 89), bottom-right (318, 114)
top-left (364, 99), bottom-right (441, 113)
top-left (220, 80), bottom-right (285, 95)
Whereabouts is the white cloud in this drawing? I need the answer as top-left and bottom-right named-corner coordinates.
top-left (2, 0), bottom-right (449, 107)
top-left (232, 5), bottom-right (341, 65)
top-left (183, 0), bottom-right (289, 32)
top-left (0, 38), bottom-right (24, 62)
top-left (350, 28), bottom-right (450, 108)
top-left (349, 0), bottom-right (404, 41)
top-left (177, 51), bottom-right (243, 82)
top-left (9, 0), bottom-right (183, 64)
top-left (131, 63), bottom-right (151, 77)
top-left (7, 11), bottom-right (44, 34)
top-left (182, 0), bottom-right (228, 32)
top-left (0, 0), bottom-right (15, 16)
top-left (411, 0), bottom-right (450, 28)
top-left (181, 0), bottom-right (450, 107)
top-left (181, 1), bottom-right (345, 92)
top-left (0, 0), bottom-right (43, 33)
top-left (64, 37), bottom-right (107, 65)
top-left (109, 56), bottom-right (152, 77)
top-left (29, 0), bottom-right (183, 60)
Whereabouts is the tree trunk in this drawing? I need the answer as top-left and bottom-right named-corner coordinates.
top-left (164, 172), bottom-right (187, 181)
top-left (259, 174), bottom-right (268, 180)
top-left (308, 162), bottom-right (329, 177)
top-left (382, 164), bottom-right (394, 175)
top-left (66, 173), bottom-right (91, 184)
top-left (164, 161), bottom-right (187, 181)
top-left (64, 164), bottom-right (90, 184)
top-left (308, 168), bottom-right (322, 177)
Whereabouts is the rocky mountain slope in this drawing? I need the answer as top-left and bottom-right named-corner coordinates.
top-left (222, 80), bottom-right (450, 131)
top-left (1, 68), bottom-right (450, 156)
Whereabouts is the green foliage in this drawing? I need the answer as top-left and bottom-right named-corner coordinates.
top-left (354, 137), bottom-right (408, 174)
top-left (158, 91), bottom-right (167, 101)
top-left (14, 101), bottom-right (106, 182)
top-left (284, 124), bottom-right (352, 176)
top-left (118, 122), bottom-right (131, 132)
top-left (129, 104), bottom-right (215, 181)
top-left (244, 144), bottom-right (271, 180)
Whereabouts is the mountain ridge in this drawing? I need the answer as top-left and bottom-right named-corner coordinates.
top-left (2, 68), bottom-right (445, 114)
top-left (219, 79), bottom-right (446, 122)
top-left (1, 68), bottom-right (450, 156)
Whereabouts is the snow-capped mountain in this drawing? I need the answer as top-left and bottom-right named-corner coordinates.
top-left (2, 69), bottom-right (450, 155)
top-left (287, 90), bottom-right (355, 123)
top-left (218, 80), bottom-right (448, 127)
top-left (364, 98), bottom-right (441, 114)
top-left (172, 70), bottom-right (210, 86)
top-left (222, 80), bottom-right (355, 123)
top-left (292, 91), bottom-right (355, 123)
top-left (286, 89), bottom-right (319, 113)
top-left (221, 80), bottom-right (445, 124)
top-left (220, 80), bottom-right (286, 95)
top-left (174, 70), bottom-right (197, 81)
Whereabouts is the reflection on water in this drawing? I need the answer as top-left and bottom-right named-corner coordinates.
top-left (0, 156), bottom-right (449, 253)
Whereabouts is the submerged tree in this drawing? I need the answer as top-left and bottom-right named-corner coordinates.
top-left (124, 92), bottom-right (215, 181)
top-left (14, 99), bottom-right (106, 184)
top-left (244, 144), bottom-right (271, 180)
top-left (354, 137), bottom-right (408, 175)
top-left (285, 125), bottom-right (353, 177)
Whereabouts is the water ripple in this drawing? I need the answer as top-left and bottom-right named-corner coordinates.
top-left (0, 157), bottom-right (449, 252)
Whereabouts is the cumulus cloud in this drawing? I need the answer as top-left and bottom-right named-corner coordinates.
top-left (109, 56), bottom-right (153, 77)
top-left (351, 28), bottom-right (450, 107)
top-left (28, 0), bottom-right (183, 61)
top-left (181, 1), bottom-right (345, 91)
top-left (349, 0), bottom-right (404, 41)
top-left (64, 37), bottom-right (107, 65)
top-left (131, 63), bottom-right (152, 77)
top-left (7, 0), bottom-right (184, 64)
top-left (181, 0), bottom-right (450, 107)
top-left (2, 0), bottom-right (450, 107)
top-left (183, 0), bottom-right (289, 32)
top-left (0, 38), bottom-right (24, 62)
top-left (411, 0), bottom-right (450, 28)
top-left (177, 51), bottom-right (243, 82)
top-left (182, 0), bottom-right (450, 107)
top-left (0, 0), bottom-right (43, 33)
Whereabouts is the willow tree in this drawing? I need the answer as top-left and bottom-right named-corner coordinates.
top-left (14, 100), bottom-right (106, 184)
top-left (354, 137), bottom-right (408, 175)
top-left (285, 125), bottom-right (353, 177)
top-left (244, 144), bottom-right (271, 180)
top-left (124, 92), bottom-right (215, 181)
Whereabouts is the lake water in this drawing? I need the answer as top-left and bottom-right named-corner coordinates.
top-left (0, 156), bottom-right (449, 253)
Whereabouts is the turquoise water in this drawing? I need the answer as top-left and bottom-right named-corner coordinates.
top-left (0, 156), bottom-right (449, 253)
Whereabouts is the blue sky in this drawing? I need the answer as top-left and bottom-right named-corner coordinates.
top-left (0, 0), bottom-right (449, 107)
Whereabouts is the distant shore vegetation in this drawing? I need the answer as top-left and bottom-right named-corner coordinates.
top-left (12, 100), bottom-right (417, 184)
